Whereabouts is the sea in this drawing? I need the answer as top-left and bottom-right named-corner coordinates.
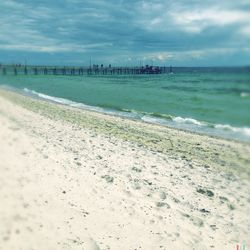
top-left (1, 67), bottom-right (250, 142)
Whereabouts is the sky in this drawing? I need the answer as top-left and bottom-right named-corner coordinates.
top-left (0, 0), bottom-right (250, 66)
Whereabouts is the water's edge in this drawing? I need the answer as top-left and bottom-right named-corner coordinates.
top-left (1, 84), bottom-right (249, 143)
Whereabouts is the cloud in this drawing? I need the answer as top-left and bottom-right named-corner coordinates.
top-left (138, 47), bottom-right (243, 62)
top-left (0, 0), bottom-right (249, 65)
top-left (170, 8), bottom-right (250, 33)
top-left (240, 26), bottom-right (250, 37)
top-left (0, 43), bottom-right (113, 53)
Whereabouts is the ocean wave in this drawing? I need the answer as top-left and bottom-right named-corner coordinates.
top-left (172, 116), bottom-right (206, 126)
top-left (23, 88), bottom-right (75, 105)
top-left (240, 92), bottom-right (250, 98)
top-left (214, 124), bottom-right (250, 136)
top-left (22, 88), bottom-right (250, 142)
top-left (141, 115), bottom-right (168, 125)
top-left (23, 88), bottom-right (139, 119)
top-left (142, 112), bottom-right (173, 120)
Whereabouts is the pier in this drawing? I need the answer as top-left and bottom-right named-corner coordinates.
top-left (0, 64), bottom-right (171, 76)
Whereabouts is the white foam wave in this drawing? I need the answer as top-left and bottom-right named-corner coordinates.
top-left (173, 116), bottom-right (206, 126)
top-left (23, 88), bottom-right (139, 119)
top-left (23, 88), bottom-right (74, 105)
top-left (214, 124), bottom-right (250, 137)
top-left (240, 92), bottom-right (250, 98)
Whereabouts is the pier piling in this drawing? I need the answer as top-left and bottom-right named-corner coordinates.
top-left (1, 64), bottom-right (170, 76)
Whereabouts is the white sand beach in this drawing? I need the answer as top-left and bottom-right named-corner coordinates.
top-left (0, 88), bottom-right (249, 250)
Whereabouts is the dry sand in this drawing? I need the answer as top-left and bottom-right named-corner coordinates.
top-left (0, 88), bottom-right (249, 250)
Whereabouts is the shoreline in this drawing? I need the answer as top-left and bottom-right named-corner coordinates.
top-left (0, 88), bottom-right (250, 249)
top-left (1, 87), bottom-right (250, 179)
top-left (1, 84), bottom-right (231, 141)
top-left (1, 84), bottom-right (250, 143)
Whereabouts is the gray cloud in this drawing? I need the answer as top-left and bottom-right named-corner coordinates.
top-left (0, 0), bottom-right (249, 65)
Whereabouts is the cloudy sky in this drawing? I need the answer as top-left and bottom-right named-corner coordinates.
top-left (0, 0), bottom-right (250, 66)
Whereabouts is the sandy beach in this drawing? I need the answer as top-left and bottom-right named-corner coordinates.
top-left (0, 88), bottom-right (249, 250)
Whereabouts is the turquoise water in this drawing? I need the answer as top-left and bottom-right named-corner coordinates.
top-left (1, 70), bottom-right (250, 141)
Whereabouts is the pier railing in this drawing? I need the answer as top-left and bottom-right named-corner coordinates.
top-left (0, 65), bottom-right (170, 76)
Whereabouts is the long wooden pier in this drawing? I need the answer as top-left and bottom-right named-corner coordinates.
top-left (0, 64), bottom-right (171, 76)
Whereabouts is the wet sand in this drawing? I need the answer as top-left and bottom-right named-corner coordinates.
top-left (0, 88), bottom-right (249, 250)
